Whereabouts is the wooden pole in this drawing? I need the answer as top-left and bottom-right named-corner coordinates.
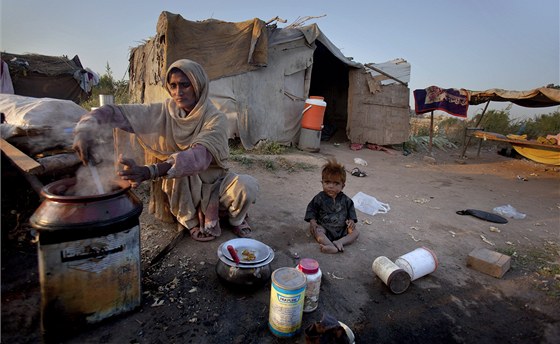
top-left (460, 101), bottom-right (490, 158)
top-left (429, 111), bottom-right (434, 155)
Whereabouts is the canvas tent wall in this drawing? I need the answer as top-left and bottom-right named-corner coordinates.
top-left (466, 87), bottom-right (560, 107)
top-left (1, 52), bottom-right (94, 104)
top-left (128, 11), bottom-right (410, 149)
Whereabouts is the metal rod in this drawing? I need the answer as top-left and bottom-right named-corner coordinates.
top-left (364, 63), bottom-right (408, 86)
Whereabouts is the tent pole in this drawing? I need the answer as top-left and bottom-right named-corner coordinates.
top-left (429, 111), bottom-right (434, 155)
top-left (474, 100), bottom-right (490, 128)
top-left (460, 100), bottom-right (490, 159)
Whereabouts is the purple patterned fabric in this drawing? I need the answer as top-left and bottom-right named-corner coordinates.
top-left (414, 86), bottom-right (469, 118)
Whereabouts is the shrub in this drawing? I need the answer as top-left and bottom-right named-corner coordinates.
top-left (522, 111), bottom-right (560, 139)
top-left (407, 108), bottom-right (559, 150)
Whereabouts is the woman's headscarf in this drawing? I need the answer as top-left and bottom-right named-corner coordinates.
top-left (116, 59), bottom-right (231, 231)
top-left (119, 59), bottom-right (229, 167)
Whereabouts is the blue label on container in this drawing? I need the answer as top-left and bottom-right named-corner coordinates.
top-left (277, 294), bottom-right (302, 304)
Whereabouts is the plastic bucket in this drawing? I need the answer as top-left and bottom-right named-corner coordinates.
top-left (298, 127), bottom-right (321, 153)
top-left (372, 256), bottom-right (411, 294)
top-left (301, 96), bottom-right (326, 131)
top-left (394, 247), bottom-right (438, 281)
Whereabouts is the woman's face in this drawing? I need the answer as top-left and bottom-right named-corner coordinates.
top-left (167, 70), bottom-right (197, 112)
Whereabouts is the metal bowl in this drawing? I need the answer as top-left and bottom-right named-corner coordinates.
top-left (215, 241), bottom-right (274, 289)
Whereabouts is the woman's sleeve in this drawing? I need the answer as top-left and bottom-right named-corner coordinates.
top-left (165, 144), bottom-right (213, 178)
top-left (74, 105), bottom-right (133, 133)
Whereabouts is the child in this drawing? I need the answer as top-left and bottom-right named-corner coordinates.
top-left (305, 158), bottom-right (359, 253)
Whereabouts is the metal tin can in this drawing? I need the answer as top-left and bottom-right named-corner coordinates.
top-left (268, 267), bottom-right (307, 337)
top-left (372, 256), bottom-right (411, 294)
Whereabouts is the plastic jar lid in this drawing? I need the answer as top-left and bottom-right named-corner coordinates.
top-left (305, 98), bottom-right (326, 106)
top-left (298, 258), bottom-right (319, 274)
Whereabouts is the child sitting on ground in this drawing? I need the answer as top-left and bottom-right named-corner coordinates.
top-left (305, 158), bottom-right (359, 253)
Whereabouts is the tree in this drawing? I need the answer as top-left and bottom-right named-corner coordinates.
top-left (80, 63), bottom-right (129, 109)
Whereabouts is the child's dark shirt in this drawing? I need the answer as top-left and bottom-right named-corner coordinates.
top-left (304, 191), bottom-right (358, 241)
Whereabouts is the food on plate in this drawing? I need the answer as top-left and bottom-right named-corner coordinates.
top-left (241, 249), bottom-right (256, 261)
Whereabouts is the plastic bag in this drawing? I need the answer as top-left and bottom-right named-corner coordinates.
top-left (352, 192), bottom-right (390, 216)
top-left (354, 158), bottom-right (368, 166)
top-left (493, 204), bottom-right (526, 219)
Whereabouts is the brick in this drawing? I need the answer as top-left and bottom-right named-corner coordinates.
top-left (466, 248), bottom-right (511, 278)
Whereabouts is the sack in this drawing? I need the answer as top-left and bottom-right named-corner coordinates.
top-left (352, 192), bottom-right (390, 216)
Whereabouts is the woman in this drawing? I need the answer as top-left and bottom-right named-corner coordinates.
top-left (73, 59), bottom-right (258, 241)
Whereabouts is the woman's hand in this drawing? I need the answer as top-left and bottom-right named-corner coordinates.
top-left (72, 131), bottom-right (95, 166)
top-left (117, 155), bottom-right (150, 188)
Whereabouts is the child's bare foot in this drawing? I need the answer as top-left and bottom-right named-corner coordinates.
top-left (320, 244), bottom-right (339, 254)
top-left (333, 240), bottom-right (344, 252)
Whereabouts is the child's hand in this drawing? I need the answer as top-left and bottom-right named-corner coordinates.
top-left (346, 219), bottom-right (355, 234)
top-left (309, 219), bottom-right (318, 236)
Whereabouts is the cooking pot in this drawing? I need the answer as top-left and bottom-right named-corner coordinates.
top-left (29, 177), bottom-right (143, 342)
top-left (215, 239), bottom-right (274, 289)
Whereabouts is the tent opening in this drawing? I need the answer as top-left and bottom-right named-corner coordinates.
top-left (309, 40), bottom-right (350, 142)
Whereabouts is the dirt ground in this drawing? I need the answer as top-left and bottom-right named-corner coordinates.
top-left (2, 139), bottom-right (560, 344)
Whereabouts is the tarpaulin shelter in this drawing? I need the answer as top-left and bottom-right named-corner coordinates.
top-left (460, 86), bottom-right (560, 162)
top-left (128, 11), bottom-right (411, 150)
top-left (466, 87), bottom-right (560, 108)
top-left (0, 52), bottom-right (97, 104)
top-left (414, 85), bottom-right (560, 155)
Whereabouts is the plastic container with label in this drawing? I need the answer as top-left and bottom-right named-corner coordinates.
top-left (297, 258), bottom-right (322, 312)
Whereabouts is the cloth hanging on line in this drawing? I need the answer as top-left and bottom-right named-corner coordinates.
top-left (414, 85), bottom-right (469, 118)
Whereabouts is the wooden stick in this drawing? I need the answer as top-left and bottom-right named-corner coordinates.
top-left (0, 138), bottom-right (43, 174)
top-left (36, 153), bottom-right (81, 174)
top-left (149, 230), bottom-right (186, 267)
top-left (460, 101), bottom-right (490, 159)
top-left (429, 111), bottom-right (434, 155)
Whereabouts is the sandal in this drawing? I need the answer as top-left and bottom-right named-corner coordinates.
top-left (351, 167), bottom-right (367, 177)
top-left (230, 219), bottom-right (252, 238)
top-left (189, 226), bottom-right (217, 242)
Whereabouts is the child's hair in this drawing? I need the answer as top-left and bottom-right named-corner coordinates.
top-left (321, 158), bottom-right (346, 184)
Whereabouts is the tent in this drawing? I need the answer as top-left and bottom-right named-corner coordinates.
top-left (413, 85), bottom-right (560, 158)
top-left (128, 12), bottom-right (411, 149)
top-left (466, 87), bottom-right (560, 108)
top-left (0, 52), bottom-right (97, 103)
top-left (461, 86), bottom-right (560, 161)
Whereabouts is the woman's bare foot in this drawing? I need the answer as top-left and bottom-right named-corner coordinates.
top-left (320, 244), bottom-right (339, 254)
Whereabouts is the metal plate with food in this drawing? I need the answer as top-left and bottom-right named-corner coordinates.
top-left (221, 238), bottom-right (271, 264)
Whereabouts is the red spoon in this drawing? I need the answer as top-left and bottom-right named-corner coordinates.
top-left (227, 245), bottom-right (240, 264)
